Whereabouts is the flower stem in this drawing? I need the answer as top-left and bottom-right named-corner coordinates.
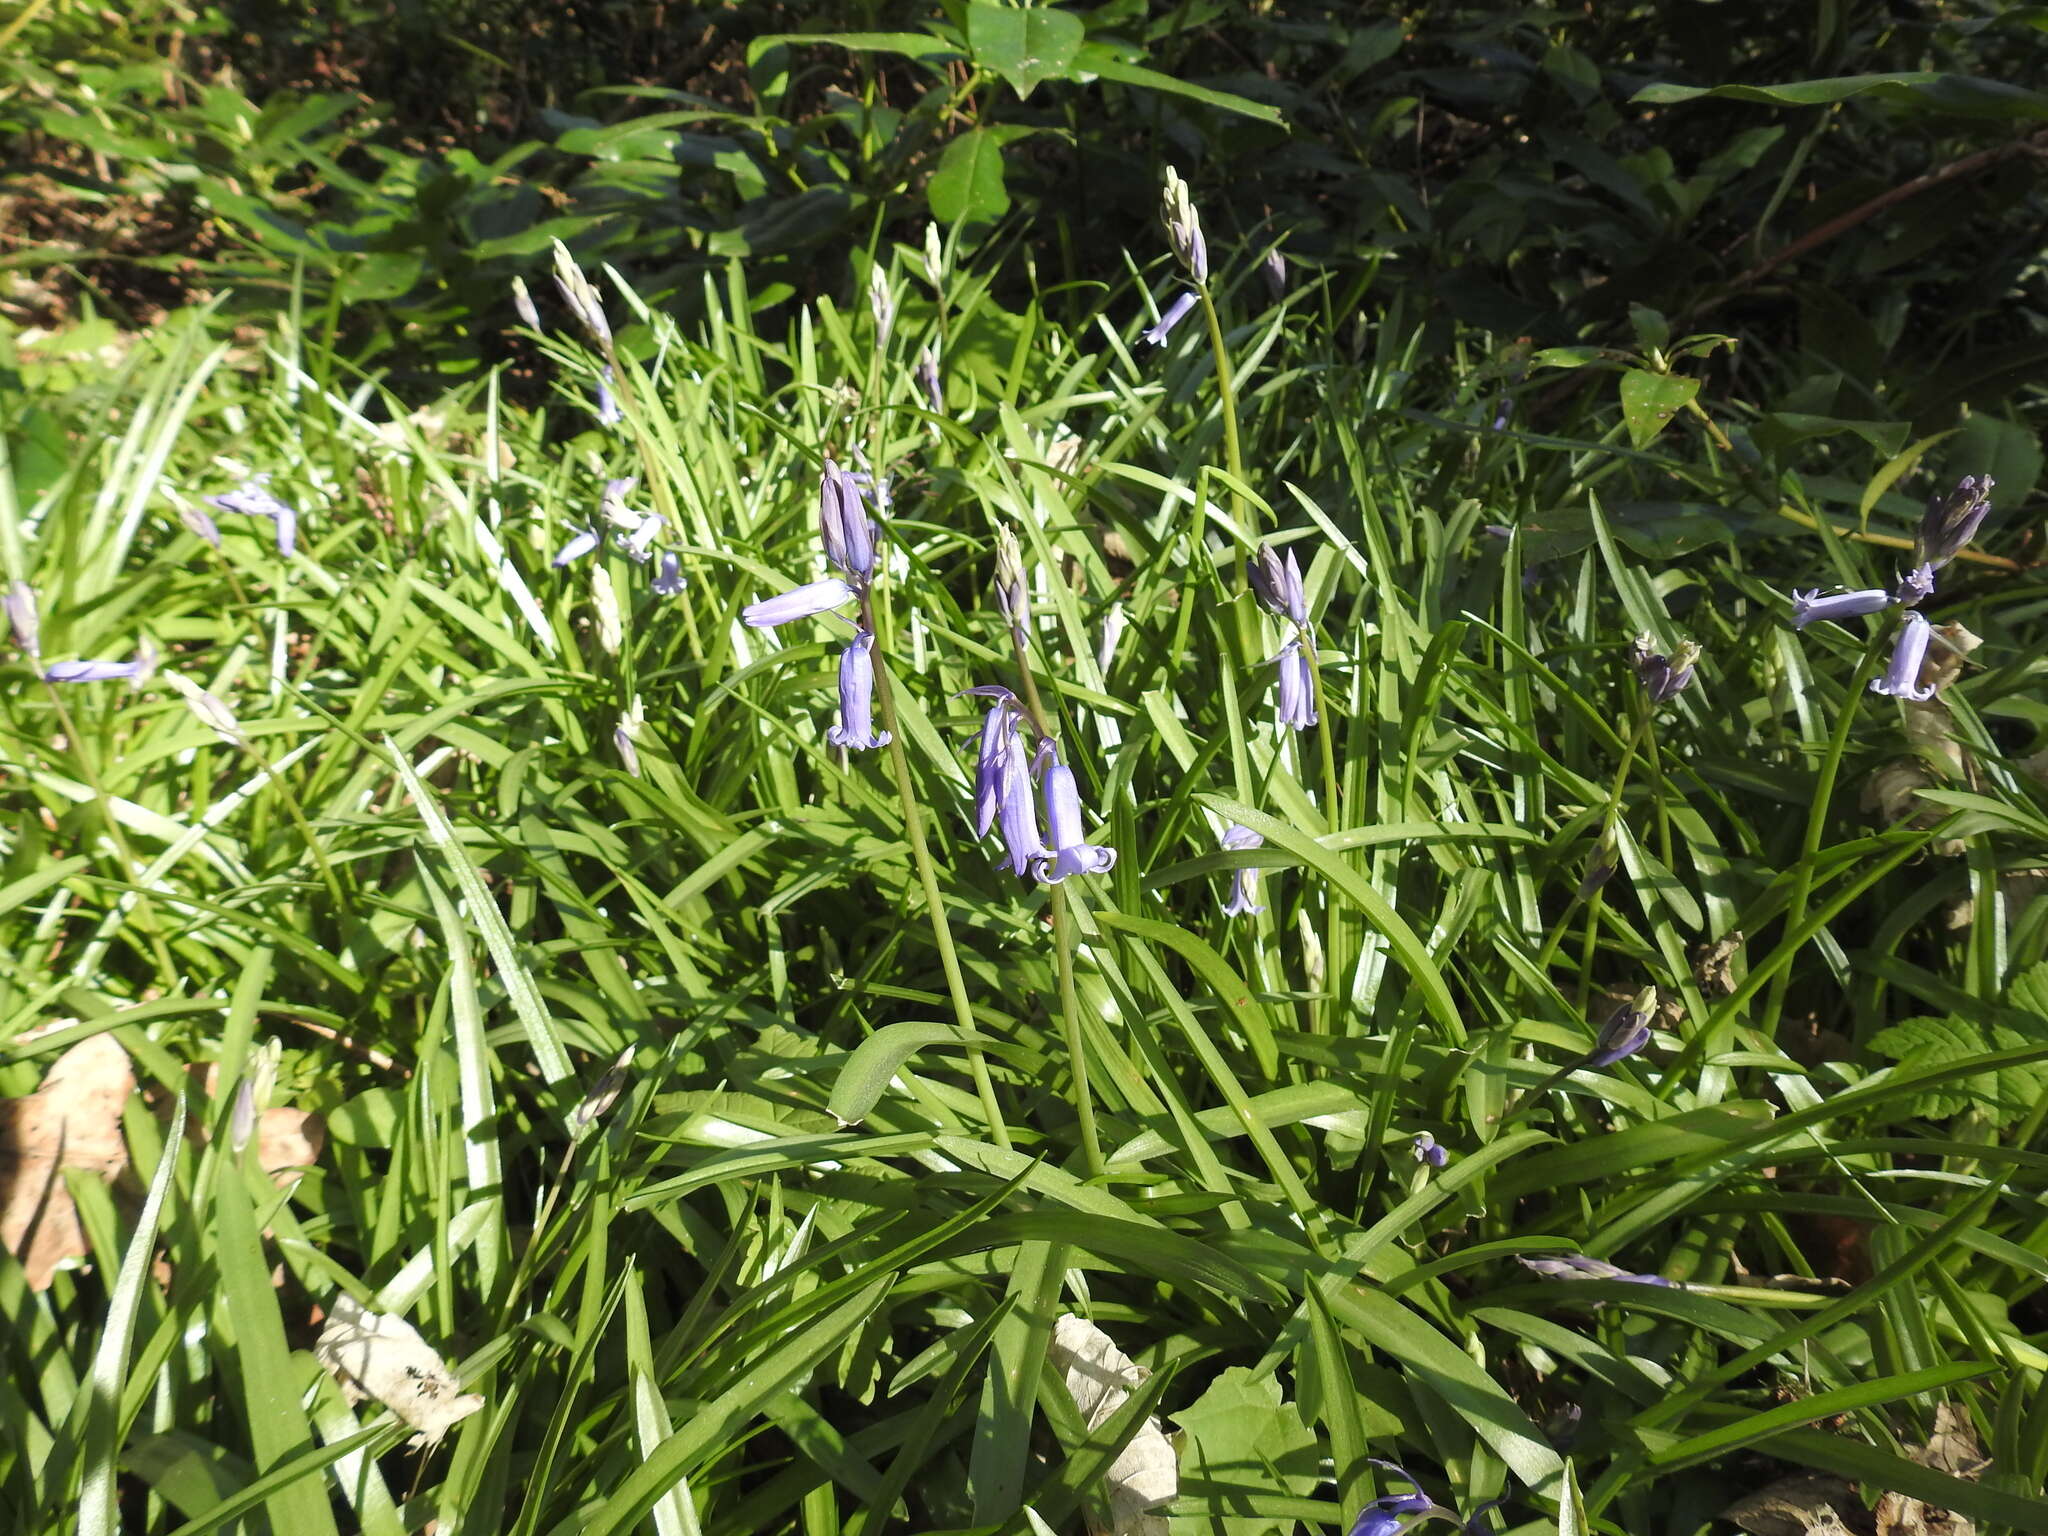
top-left (1303, 637), bottom-right (1345, 1034)
top-left (1196, 284), bottom-right (1253, 556)
top-left (868, 636), bottom-right (1011, 1149)
top-left (1052, 883), bottom-right (1104, 1181)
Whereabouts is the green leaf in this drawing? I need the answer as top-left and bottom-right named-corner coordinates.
top-left (1753, 411), bottom-right (1910, 461)
top-left (1170, 1368), bottom-right (1319, 1536)
top-left (1075, 44), bottom-right (1286, 124)
top-left (927, 126), bottom-right (1031, 225)
top-left (1618, 369), bottom-right (1700, 449)
top-left (1633, 72), bottom-right (2048, 122)
top-left (965, 3), bottom-right (1085, 100)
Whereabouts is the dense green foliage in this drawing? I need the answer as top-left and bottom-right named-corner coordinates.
top-left (5, 3), bottom-right (2048, 1535)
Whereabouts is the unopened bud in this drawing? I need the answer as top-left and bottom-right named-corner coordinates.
top-left (165, 672), bottom-right (243, 744)
top-left (591, 567), bottom-right (623, 655)
top-left (995, 525), bottom-right (1029, 631)
top-left (1160, 166), bottom-right (1207, 282)
top-left (570, 1048), bottom-right (633, 1137)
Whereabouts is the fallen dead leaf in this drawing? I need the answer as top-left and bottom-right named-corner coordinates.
top-left (1876, 1402), bottom-right (1986, 1536)
top-left (1047, 1314), bottom-right (1176, 1536)
top-left (0, 1035), bottom-right (135, 1289)
top-left (1721, 1472), bottom-right (1865, 1536)
top-left (315, 1293), bottom-right (484, 1448)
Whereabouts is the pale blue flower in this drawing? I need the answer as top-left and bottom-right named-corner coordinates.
top-left (1142, 290), bottom-right (1198, 347)
top-left (1519, 1252), bottom-right (1672, 1286)
top-left (5, 583), bottom-right (38, 657)
top-left (917, 345), bottom-right (943, 413)
top-left (180, 505), bottom-right (221, 547)
top-left (969, 688), bottom-right (1043, 877)
top-left (1892, 562), bottom-right (1936, 608)
top-left (45, 639), bottom-right (155, 685)
top-left (1031, 754), bottom-right (1116, 884)
top-left (826, 629), bottom-right (890, 750)
top-left (207, 474), bottom-right (298, 556)
top-left (1914, 474), bottom-right (1992, 569)
top-left (553, 527), bottom-right (600, 567)
top-left (623, 513), bottom-right (664, 563)
top-left (1790, 587), bottom-right (1890, 629)
top-left (652, 553), bottom-right (687, 596)
top-left (1871, 610), bottom-right (1936, 701)
top-left (1629, 634), bottom-right (1699, 703)
top-left (1412, 1132), bottom-right (1448, 1169)
top-left (1274, 641), bottom-right (1317, 730)
top-left (595, 368), bottom-right (621, 426)
top-left (1589, 992), bottom-right (1653, 1066)
top-left (742, 576), bottom-right (855, 628)
top-left (1250, 544), bottom-right (1308, 625)
top-left (818, 459), bottom-right (876, 581)
top-left (1219, 823), bottom-right (1265, 916)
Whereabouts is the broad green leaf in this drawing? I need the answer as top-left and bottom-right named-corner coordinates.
top-left (1618, 369), bottom-right (1699, 449)
top-left (966, 3), bottom-right (1085, 99)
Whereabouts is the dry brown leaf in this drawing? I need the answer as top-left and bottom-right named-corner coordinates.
top-left (315, 1294), bottom-right (484, 1448)
top-left (0, 1035), bottom-right (135, 1289)
top-left (1876, 1403), bottom-right (1987, 1536)
top-left (1720, 1473), bottom-right (1864, 1536)
top-left (256, 1108), bottom-right (324, 1187)
top-left (1047, 1314), bottom-right (1176, 1536)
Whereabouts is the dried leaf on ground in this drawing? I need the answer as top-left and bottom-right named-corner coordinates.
top-left (1876, 1402), bottom-right (1986, 1536)
top-left (0, 1035), bottom-right (135, 1289)
top-left (1721, 1473), bottom-right (1866, 1536)
top-left (314, 1293), bottom-right (484, 1448)
top-left (1047, 1314), bottom-right (1176, 1536)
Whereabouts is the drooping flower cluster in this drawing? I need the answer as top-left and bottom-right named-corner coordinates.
top-left (743, 459), bottom-right (890, 751)
top-left (1588, 988), bottom-right (1655, 1066)
top-left (1250, 543), bottom-right (1318, 731)
top-left (1143, 167), bottom-right (1207, 346)
top-left (1790, 475), bottom-right (1992, 703)
top-left (966, 688), bottom-right (1116, 885)
top-left (1629, 633), bottom-right (1699, 705)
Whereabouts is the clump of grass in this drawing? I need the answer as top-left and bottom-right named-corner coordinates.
top-left (3, 199), bottom-right (2047, 1536)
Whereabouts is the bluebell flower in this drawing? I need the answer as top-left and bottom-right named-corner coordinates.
top-left (1262, 248), bottom-right (1288, 301)
top-left (652, 553), bottom-right (688, 596)
top-left (969, 689), bottom-right (1044, 877)
top-left (207, 474), bottom-right (298, 556)
top-left (1412, 1132), bottom-right (1448, 1169)
top-left (1629, 633), bottom-right (1699, 704)
top-left (1789, 587), bottom-right (1891, 629)
top-left (819, 459), bottom-right (876, 581)
top-left (1871, 610), bottom-right (1936, 701)
top-left (1250, 544), bottom-right (1308, 626)
top-left (45, 638), bottom-right (155, 685)
top-left (511, 276), bottom-right (541, 331)
top-left (180, 504), bottom-right (221, 548)
top-left (1892, 563), bottom-right (1936, 608)
top-left (1219, 823), bottom-right (1265, 916)
top-left (1347, 1462), bottom-right (1437, 1536)
top-left (1273, 641), bottom-right (1317, 731)
top-left (1032, 753), bottom-right (1117, 884)
top-left (553, 527), bottom-right (600, 567)
top-left (1142, 291), bottom-right (1199, 347)
top-left (826, 629), bottom-right (891, 750)
top-left (550, 240), bottom-right (611, 346)
top-left (623, 513), bottom-right (664, 563)
top-left (1160, 166), bottom-right (1207, 282)
top-left (995, 525), bottom-right (1029, 634)
top-left (1914, 474), bottom-right (1992, 569)
top-left (1577, 834), bottom-right (1619, 899)
top-left (1519, 1252), bottom-right (1673, 1287)
top-left (614, 695), bottom-right (645, 777)
top-left (595, 367), bottom-right (621, 426)
top-left (743, 576), bottom-right (855, 628)
top-left (600, 476), bottom-right (639, 528)
top-left (1589, 989), bottom-right (1654, 1066)
top-left (918, 345), bottom-right (944, 413)
top-left (5, 582), bottom-right (39, 657)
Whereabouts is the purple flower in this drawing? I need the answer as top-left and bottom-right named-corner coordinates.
top-left (742, 576), bottom-right (855, 628)
top-left (1347, 1462), bottom-right (1438, 1536)
top-left (1589, 991), bottom-right (1654, 1066)
top-left (969, 689), bottom-right (1044, 877)
top-left (623, 513), bottom-right (664, 563)
top-left (1262, 248), bottom-right (1288, 301)
top-left (600, 476), bottom-right (639, 528)
top-left (826, 629), bottom-right (891, 750)
top-left (1142, 291), bottom-right (1198, 347)
top-left (1250, 544), bottom-right (1308, 626)
top-left (615, 695), bottom-right (644, 778)
top-left (918, 345), bottom-right (944, 413)
top-left (180, 505), bottom-right (221, 548)
top-left (819, 458), bottom-right (876, 581)
top-left (44, 639), bottom-right (155, 685)
top-left (1219, 823), bottom-right (1265, 916)
top-left (553, 527), bottom-right (600, 567)
top-left (1871, 610), bottom-right (1936, 701)
top-left (5, 582), bottom-right (39, 657)
top-left (1491, 395), bottom-right (1514, 432)
top-left (1892, 563), bottom-right (1936, 608)
top-left (1789, 587), bottom-right (1891, 630)
top-left (1519, 1252), bottom-right (1673, 1287)
top-left (1274, 641), bottom-right (1317, 731)
top-left (595, 368), bottom-right (621, 426)
top-left (206, 474), bottom-right (298, 556)
top-left (652, 553), bottom-right (688, 596)
top-left (1577, 835), bottom-right (1619, 899)
top-left (1412, 1132), bottom-right (1448, 1169)
top-left (1914, 474), bottom-right (1992, 569)
top-left (511, 276), bottom-right (541, 331)
top-left (1629, 633), bottom-right (1699, 704)
top-left (1031, 754), bottom-right (1117, 884)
